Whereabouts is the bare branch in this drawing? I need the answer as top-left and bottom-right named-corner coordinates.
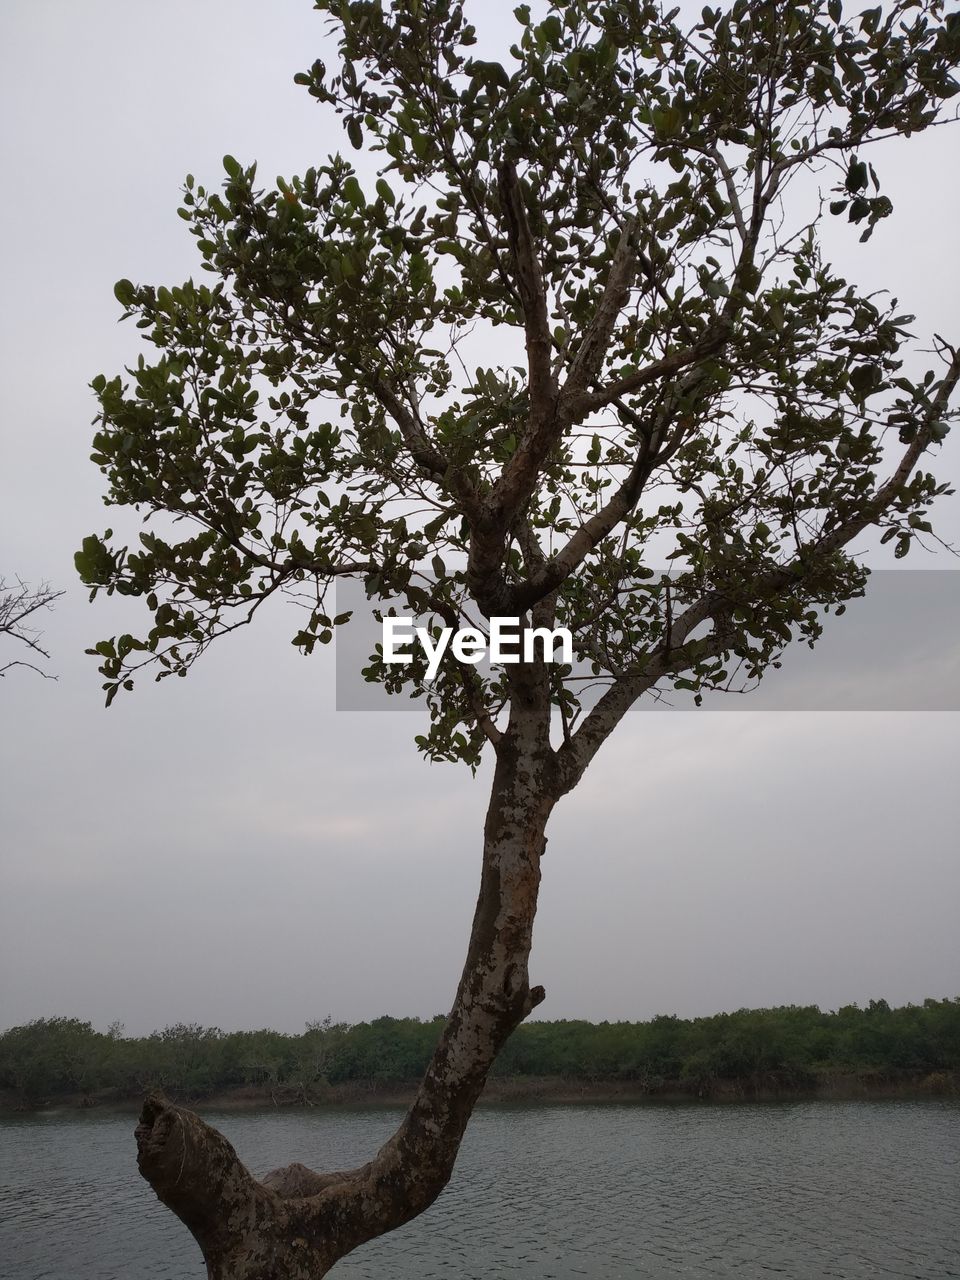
top-left (0, 659), bottom-right (58, 681)
top-left (0, 578), bottom-right (64, 681)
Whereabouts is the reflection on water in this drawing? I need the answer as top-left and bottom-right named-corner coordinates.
top-left (1, 1101), bottom-right (958, 1278)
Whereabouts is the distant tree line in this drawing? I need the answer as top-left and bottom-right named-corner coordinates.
top-left (1, 999), bottom-right (957, 1106)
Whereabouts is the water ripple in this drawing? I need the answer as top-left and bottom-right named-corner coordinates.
top-left (1, 1101), bottom-right (958, 1278)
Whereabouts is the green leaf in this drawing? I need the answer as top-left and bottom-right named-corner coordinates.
top-left (846, 159), bottom-right (868, 192)
top-left (223, 154), bottom-right (241, 178)
top-left (343, 176), bottom-right (364, 209)
top-left (409, 253), bottom-right (431, 292)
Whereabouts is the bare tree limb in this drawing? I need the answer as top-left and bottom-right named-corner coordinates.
top-left (0, 578), bottom-right (64, 680)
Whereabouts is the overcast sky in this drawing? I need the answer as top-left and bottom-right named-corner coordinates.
top-left (1, 1), bottom-right (957, 1038)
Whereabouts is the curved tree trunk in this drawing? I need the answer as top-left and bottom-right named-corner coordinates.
top-left (135, 692), bottom-right (558, 1279)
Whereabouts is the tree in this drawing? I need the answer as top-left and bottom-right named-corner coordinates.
top-left (78, 1), bottom-right (960, 1275)
top-left (0, 577), bottom-right (64, 680)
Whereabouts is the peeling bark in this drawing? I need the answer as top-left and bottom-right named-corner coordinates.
top-left (135, 692), bottom-right (557, 1279)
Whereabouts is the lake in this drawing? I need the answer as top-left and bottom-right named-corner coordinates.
top-left (1, 1100), bottom-right (958, 1278)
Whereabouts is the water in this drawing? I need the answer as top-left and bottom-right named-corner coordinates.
top-left (1, 1101), bottom-right (958, 1278)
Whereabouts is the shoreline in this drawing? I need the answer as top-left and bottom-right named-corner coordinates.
top-left (4, 1070), bottom-right (956, 1115)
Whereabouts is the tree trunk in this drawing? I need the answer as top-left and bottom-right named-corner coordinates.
top-left (135, 694), bottom-right (557, 1278)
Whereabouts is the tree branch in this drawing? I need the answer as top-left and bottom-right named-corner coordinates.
top-left (555, 343), bottom-right (960, 792)
top-left (562, 328), bottom-right (730, 420)
top-left (0, 578), bottom-right (63, 680)
top-left (367, 374), bottom-right (484, 524)
top-left (484, 163), bottom-right (558, 528)
top-left (561, 218), bottom-right (639, 401)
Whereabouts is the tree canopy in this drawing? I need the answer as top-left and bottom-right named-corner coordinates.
top-left (80, 0), bottom-right (959, 767)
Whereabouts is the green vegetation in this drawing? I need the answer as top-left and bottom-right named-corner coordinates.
top-left (2, 999), bottom-right (957, 1107)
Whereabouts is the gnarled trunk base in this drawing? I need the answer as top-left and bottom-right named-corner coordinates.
top-left (136, 1093), bottom-right (343, 1278)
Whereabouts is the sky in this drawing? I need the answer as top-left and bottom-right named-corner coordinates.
top-left (0, 1), bottom-right (957, 1038)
